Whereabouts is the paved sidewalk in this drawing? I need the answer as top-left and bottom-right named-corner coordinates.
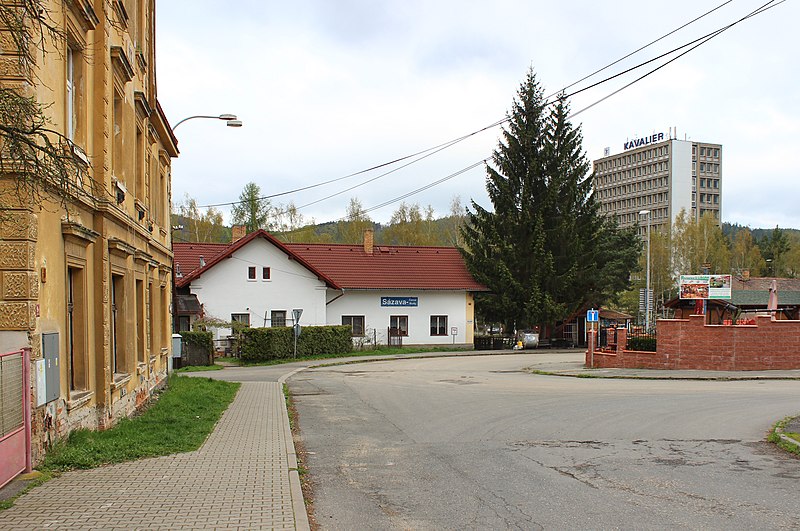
top-left (526, 352), bottom-right (800, 380)
top-left (0, 381), bottom-right (308, 530)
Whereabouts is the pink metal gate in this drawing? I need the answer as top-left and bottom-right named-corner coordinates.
top-left (0, 348), bottom-right (31, 488)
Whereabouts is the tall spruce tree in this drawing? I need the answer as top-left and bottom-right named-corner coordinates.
top-left (461, 69), bottom-right (639, 330)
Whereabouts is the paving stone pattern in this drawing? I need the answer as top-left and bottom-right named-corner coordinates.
top-left (0, 382), bottom-right (299, 530)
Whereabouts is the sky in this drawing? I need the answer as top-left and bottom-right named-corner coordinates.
top-left (155, 0), bottom-right (799, 229)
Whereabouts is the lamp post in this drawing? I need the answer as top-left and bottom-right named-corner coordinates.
top-left (172, 114), bottom-right (243, 131)
top-left (638, 209), bottom-right (651, 331)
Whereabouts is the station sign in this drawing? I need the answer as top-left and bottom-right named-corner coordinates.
top-left (381, 296), bottom-right (418, 307)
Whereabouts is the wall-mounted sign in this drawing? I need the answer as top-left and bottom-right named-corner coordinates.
top-left (381, 296), bottom-right (418, 307)
top-left (624, 132), bottom-right (665, 151)
top-left (679, 274), bottom-right (731, 300)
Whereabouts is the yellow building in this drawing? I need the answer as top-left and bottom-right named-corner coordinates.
top-left (0, 0), bottom-right (177, 465)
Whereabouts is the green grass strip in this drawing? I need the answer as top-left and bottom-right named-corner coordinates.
top-left (768, 416), bottom-right (800, 456)
top-left (41, 375), bottom-right (239, 471)
top-left (239, 345), bottom-right (471, 366)
top-left (175, 364), bottom-right (224, 373)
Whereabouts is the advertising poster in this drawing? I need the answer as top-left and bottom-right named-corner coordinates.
top-left (679, 274), bottom-right (731, 300)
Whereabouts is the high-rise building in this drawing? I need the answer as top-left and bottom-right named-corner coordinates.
top-left (592, 132), bottom-right (722, 235)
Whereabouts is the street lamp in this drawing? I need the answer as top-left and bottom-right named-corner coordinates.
top-left (172, 114), bottom-right (243, 131)
top-left (638, 209), bottom-right (651, 331)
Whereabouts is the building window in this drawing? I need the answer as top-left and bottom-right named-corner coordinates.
top-left (248, 266), bottom-right (256, 280)
top-left (136, 278), bottom-right (145, 364)
top-left (111, 274), bottom-right (126, 375)
top-left (390, 315), bottom-right (408, 336)
top-left (342, 315), bottom-right (365, 336)
top-left (67, 267), bottom-right (87, 391)
top-left (112, 90), bottom-right (125, 184)
top-left (262, 267), bottom-right (271, 280)
top-left (231, 313), bottom-right (250, 327)
top-left (271, 311), bottom-right (287, 327)
top-left (714, 148), bottom-right (719, 157)
top-left (430, 316), bottom-right (448, 336)
top-left (700, 147), bottom-right (706, 156)
top-left (177, 316), bottom-right (191, 332)
top-left (66, 46), bottom-right (76, 141)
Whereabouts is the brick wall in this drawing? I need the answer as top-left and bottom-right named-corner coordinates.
top-left (586, 315), bottom-right (800, 371)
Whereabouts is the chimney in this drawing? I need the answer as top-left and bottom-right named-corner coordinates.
top-left (199, 256), bottom-right (205, 268)
top-left (363, 228), bottom-right (374, 255)
top-left (232, 224), bottom-right (247, 243)
top-left (742, 269), bottom-right (750, 281)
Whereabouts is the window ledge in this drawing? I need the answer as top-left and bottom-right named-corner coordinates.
top-left (137, 362), bottom-right (147, 375)
top-left (67, 390), bottom-right (94, 411)
top-left (111, 373), bottom-right (131, 389)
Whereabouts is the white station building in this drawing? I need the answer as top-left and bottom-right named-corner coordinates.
top-left (173, 228), bottom-right (487, 348)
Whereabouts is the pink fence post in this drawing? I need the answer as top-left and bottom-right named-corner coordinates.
top-left (23, 347), bottom-right (32, 473)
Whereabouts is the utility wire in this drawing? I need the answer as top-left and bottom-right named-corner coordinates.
top-left (301, 0), bottom-right (782, 223)
top-left (199, 0), bottom-right (782, 227)
top-left (197, 0), bottom-right (737, 211)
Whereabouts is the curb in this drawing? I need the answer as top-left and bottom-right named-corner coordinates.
top-left (277, 371), bottom-right (310, 531)
top-left (528, 369), bottom-right (800, 381)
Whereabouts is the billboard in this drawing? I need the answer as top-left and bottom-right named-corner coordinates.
top-left (679, 274), bottom-right (731, 300)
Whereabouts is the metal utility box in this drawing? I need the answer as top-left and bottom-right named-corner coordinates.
top-left (41, 332), bottom-right (60, 403)
top-left (171, 334), bottom-right (182, 371)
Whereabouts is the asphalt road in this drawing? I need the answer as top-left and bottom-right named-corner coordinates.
top-left (289, 353), bottom-right (800, 530)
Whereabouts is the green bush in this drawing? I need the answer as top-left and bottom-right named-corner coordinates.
top-left (179, 330), bottom-right (214, 365)
top-left (240, 325), bottom-right (353, 362)
top-left (627, 336), bottom-right (657, 352)
top-left (179, 330), bottom-right (214, 351)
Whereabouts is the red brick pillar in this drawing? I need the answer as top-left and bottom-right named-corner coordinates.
top-left (586, 330), bottom-right (596, 367)
top-left (616, 327), bottom-right (627, 354)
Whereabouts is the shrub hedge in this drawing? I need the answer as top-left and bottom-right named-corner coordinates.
top-left (178, 330), bottom-right (215, 366)
top-left (240, 325), bottom-right (353, 362)
top-left (627, 336), bottom-right (657, 352)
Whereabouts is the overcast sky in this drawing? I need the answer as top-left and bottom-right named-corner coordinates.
top-left (156, 0), bottom-right (798, 229)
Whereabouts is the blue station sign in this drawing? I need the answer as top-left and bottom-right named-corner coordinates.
top-left (381, 296), bottom-right (419, 307)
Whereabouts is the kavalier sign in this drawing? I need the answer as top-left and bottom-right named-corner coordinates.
top-left (624, 132), bottom-right (665, 150)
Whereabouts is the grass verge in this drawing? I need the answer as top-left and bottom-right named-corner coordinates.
top-left (768, 416), bottom-right (800, 456)
top-left (240, 345), bottom-right (472, 366)
top-left (41, 375), bottom-right (239, 471)
top-left (283, 383), bottom-right (316, 528)
top-left (175, 364), bottom-right (224, 373)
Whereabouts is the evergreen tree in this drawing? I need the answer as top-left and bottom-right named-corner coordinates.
top-left (231, 182), bottom-right (271, 233)
top-left (460, 69), bottom-right (639, 330)
top-left (758, 226), bottom-right (790, 276)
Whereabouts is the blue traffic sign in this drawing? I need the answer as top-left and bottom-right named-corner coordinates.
top-left (587, 309), bottom-right (599, 322)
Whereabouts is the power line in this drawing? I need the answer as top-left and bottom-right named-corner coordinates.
top-left (198, 0), bottom-right (783, 224)
top-left (196, 1), bottom-right (737, 211)
top-left (296, 0), bottom-right (783, 223)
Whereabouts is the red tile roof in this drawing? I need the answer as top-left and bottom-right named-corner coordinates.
top-left (173, 234), bottom-right (487, 292)
top-left (285, 243), bottom-right (488, 291)
top-left (173, 242), bottom-right (229, 280)
top-left (173, 231), bottom-right (339, 289)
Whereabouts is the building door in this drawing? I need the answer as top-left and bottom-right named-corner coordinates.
top-left (0, 349), bottom-right (29, 488)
